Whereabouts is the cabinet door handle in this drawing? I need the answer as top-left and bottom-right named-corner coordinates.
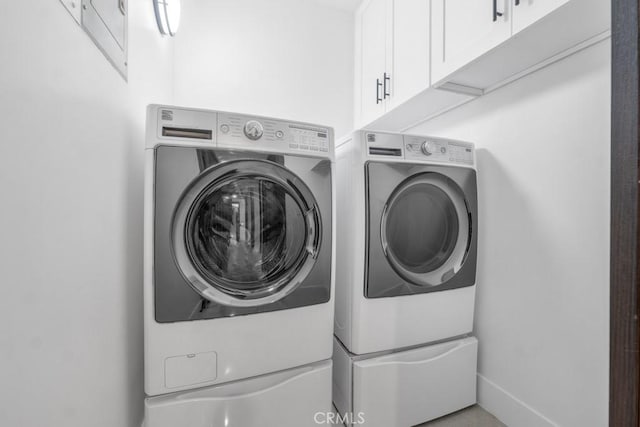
top-left (493, 0), bottom-right (503, 21)
top-left (383, 73), bottom-right (391, 99)
top-left (376, 78), bottom-right (383, 104)
top-left (515, 0), bottom-right (520, 5)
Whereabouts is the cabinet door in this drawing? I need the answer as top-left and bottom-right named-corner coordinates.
top-left (387, 0), bottom-right (430, 110)
top-left (512, 0), bottom-right (570, 34)
top-left (431, 0), bottom-right (511, 85)
top-left (360, 0), bottom-right (388, 125)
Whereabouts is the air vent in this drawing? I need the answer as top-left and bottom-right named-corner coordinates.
top-left (161, 110), bottom-right (174, 121)
top-left (369, 147), bottom-right (402, 156)
top-left (162, 127), bottom-right (212, 140)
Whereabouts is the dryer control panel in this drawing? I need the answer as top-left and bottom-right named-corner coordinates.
top-left (364, 131), bottom-right (475, 166)
top-left (404, 135), bottom-right (474, 165)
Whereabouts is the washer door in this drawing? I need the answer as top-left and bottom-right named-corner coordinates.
top-left (380, 172), bottom-right (470, 287)
top-left (171, 160), bottom-right (322, 307)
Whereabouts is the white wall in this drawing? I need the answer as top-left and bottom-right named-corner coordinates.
top-left (0, 2), bottom-right (173, 426)
top-left (409, 40), bottom-right (610, 427)
top-left (173, 0), bottom-right (354, 139)
top-left (0, 2), bottom-right (352, 425)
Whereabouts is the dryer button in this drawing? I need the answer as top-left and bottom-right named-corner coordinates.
top-left (421, 141), bottom-right (436, 155)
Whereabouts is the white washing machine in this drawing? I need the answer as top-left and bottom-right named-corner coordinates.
top-left (143, 105), bottom-right (335, 425)
top-left (333, 130), bottom-right (478, 426)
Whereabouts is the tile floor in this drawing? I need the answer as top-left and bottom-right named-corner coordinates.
top-left (330, 405), bottom-right (505, 426)
top-left (418, 405), bottom-right (506, 427)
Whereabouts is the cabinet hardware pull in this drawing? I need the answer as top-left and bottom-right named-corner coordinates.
top-left (515, 0), bottom-right (520, 5)
top-left (376, 78), bottom-right (383, 104)
top-left (493, 0), bottom-right (503, 21)
top-left (383, 73), bottom-right (391, 99)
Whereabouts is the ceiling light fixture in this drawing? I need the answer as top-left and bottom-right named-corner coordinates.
top-left (153, 0), bottom-right (181, 37)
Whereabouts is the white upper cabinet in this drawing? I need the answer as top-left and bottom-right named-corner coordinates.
top-left (430, 0), bottom-right (608, 90)
top-left (360, 0), bottom-right (388, 125)
top-left (387, 0), bottom-right (431, 110)
top-left (353, 0), bottom-right (609, 131)
top-left (356, 0), bottom-right (431, 126)
top-left (431, 0), bottom-right (511, 85)
top-left (512, 0), bottom-right (571, 35)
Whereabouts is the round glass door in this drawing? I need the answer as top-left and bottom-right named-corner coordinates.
top-left (171, 160), bottom-right (322, 307)
top-left (381, 173), bottom-right (470, 287)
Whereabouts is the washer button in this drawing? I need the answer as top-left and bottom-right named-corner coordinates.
top-left (220, 124), bottom-right (230, 133)
top-left (275, 130), bottom-right (285, 139)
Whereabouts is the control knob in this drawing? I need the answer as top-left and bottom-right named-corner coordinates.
top-left (243, 120), bottom-right (264, 141)
top-left (421, 141), bottom-right (437, 156)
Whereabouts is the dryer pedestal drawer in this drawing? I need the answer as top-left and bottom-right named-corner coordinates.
top-left (336, 337), bottom-right (477, 427)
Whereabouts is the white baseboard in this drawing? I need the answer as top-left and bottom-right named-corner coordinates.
top-left (477, 374), bottom-right (559, 427)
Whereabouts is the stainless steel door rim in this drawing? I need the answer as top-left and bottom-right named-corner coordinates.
top-left (171, 159), bottom-right (322, 307)
top-left (380, 172), bottom-right (470, 287)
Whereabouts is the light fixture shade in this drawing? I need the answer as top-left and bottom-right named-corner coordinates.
top-left (153, 0), bottom-right (181, 36)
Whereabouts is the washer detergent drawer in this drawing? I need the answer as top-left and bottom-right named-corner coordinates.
top-left (145, 360), bottom-right (332, 427)
top-left (353, 337), bottom-right (477, 427)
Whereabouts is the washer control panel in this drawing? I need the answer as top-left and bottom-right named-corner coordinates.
top-left (288, 125), bottom-right (330, 153)
top-left (150, 105), bottom-right (332, 156)
top-left (404, 135), bottom-right (474, 165)
top-left (217, 113), bottom-right (330, 155)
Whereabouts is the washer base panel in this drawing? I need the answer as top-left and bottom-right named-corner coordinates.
top-left (145, 360), bottom-right (332, 427)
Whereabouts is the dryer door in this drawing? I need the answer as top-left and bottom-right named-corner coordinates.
top-left (381, 173), bottom-right (468, 286)
top-left (172, 160), bottom-right (322, 307)
top-left (366, 162), bottom-right (477, 298)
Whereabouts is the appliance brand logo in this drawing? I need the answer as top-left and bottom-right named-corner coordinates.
top-left (367, 133), bottom-right (376, 143)
top-left (161, 109), bottom-right (173, 121)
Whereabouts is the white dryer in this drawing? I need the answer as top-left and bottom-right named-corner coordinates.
top-left (334, 130), bottom-right (478, 355)
top-left (332, 130), bottom-right (478, 426)
top-left (143, 105), bottom-right (334, 425)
